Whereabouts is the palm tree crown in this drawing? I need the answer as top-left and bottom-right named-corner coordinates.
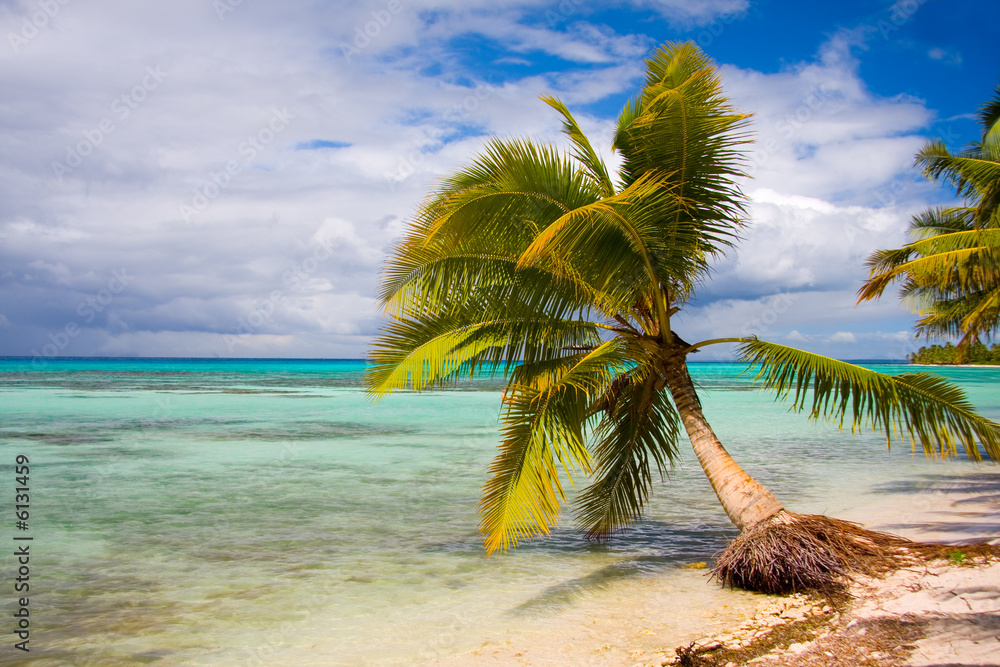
top-left (860, 85), bottom-right (1000, 348)
top-left (368, 44), bottom-right (1000, 587)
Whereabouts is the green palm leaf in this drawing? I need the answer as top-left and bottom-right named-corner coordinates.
top-left (860, 230), bottom-right (1000, 299)
top-left (861, 96), bottom-right (1000, 350)
top-left (517, 172), bottom-right (697, 300)
top-left (575, 361), bottom-right (682, 539)
top-left (908, 207), bottom-right (977, 239)
top-left (479, 340), bottom-right (632, 553)
top-left (366, 308), bottom-right (602, 396)
top-left (542, 95), bottom-right (616, 197)
top-left (617, 43), bottom-right (751, 228)
top-left (739, 339), bottom-right (1000, 461)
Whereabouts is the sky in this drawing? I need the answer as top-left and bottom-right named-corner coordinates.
top-left (1, 0), bottom-right (998, 362)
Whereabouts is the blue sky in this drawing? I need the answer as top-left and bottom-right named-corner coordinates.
top-left (0, 0), bottom-right (997, 361)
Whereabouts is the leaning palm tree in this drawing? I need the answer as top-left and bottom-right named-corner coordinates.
top-left (859, 85), bottom-right (1000, 356)
top-left (367, 43), bottom-right (1000, 593)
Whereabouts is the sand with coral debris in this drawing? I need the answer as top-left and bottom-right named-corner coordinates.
top-left (711, 468), bottom-right (1000, 667)
top-left (662, 555), bottom-right (1000, 667)
top-left (427, 468), bottom-right (1000, 666)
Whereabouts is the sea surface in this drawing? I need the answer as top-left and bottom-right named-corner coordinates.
top-left (1, 358), bottom-right (998, 665)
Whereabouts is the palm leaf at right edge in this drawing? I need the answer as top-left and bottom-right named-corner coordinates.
top-left (739, 339), bottom-right (1000, 461)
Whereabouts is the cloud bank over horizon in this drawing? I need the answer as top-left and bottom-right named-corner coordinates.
top-left (1, 0), bottom-right (996, 362)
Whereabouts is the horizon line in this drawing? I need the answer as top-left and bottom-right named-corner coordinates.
top-left (0, 356), bottom-right (912, 364)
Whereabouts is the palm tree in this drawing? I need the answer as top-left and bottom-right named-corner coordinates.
top-left (859, 85), bottom-right (1000, 357)
top-left (367, 43), bottom-right (1000, 593)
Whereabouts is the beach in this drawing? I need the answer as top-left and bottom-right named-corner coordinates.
top-left (1, 359), bottom-right (998, 665)
top-left (421, 468), bottom-right (1000, 667)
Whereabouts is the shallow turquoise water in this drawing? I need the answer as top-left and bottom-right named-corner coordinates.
top-left (1, 358), bottom-right (998, 665)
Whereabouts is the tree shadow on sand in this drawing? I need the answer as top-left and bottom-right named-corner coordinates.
top-left (867, 471), bottom-right (1000, 497)
top-left (864, 471), bottom-right (1000, 545)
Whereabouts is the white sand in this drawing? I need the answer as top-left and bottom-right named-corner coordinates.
top-left (810, 467), bottom-right (1000, 667)
top-left (426, 566), bottom-right (763, 666)
top-left (427, 467), bottom-right (1000, 666)
top-left (848, 561), bottom-right (1000, 666)
top-left (840, 467), bottom-right (1000, 547)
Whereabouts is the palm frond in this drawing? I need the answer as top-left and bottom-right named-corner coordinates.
top-left (365, 307), bottom-right (602, 396)
top-left (858, 229), bottom-right (1000, 303)
top-left (907, 207), bottom-right (976, 240)
top-left (479, 340), bottom-right (633, 554)
top-left (517, 172), bottom-right (689, 295)
top-left (614, 42), bottom-right (751, 270)
top-left (380, 253), bottom-right (599, 323)
top-left (956, 288), bottom-right (1000, 345)
top-left (738, 339), bottom-right (1000, 461)
top-left (575, 362), bottom-right (681, 539)
top-left (542, 95), bottom-right (616, 197)
top-left (418, 137), bottom-right (603, 249)
top-left (612, 93), bottom-right (643, 172)
top-left (978, 84), bottom-right (1000, 154)
top-left (867, 86), bottom-right (1000, 345)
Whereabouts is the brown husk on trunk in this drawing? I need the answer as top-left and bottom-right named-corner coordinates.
top-left (711, 511), bottom-right (917, 594)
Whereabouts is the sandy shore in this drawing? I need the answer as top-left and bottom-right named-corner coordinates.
top-left (663, 555), bottom-right (1000, 667)
top-left (428, 468), bottom-right (1000, 666)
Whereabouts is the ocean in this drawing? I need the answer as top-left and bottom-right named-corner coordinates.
top-left (1, 358), bottom-right (998, 665)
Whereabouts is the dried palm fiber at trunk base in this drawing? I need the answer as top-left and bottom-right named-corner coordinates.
top-left (711, 511), bottom-right (916, 594)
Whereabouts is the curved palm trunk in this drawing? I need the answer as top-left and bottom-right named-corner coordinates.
top-left (661, 356), bottom-right (784, 531)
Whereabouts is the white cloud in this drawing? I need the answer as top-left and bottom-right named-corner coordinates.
top-left (928, 47), bottom-right (962, 66)
top-left (702, 189), bottom-right (914, 300)
top-left (829, 331), bottom-right (857, 343)
top-left (722, 37), bottom-right (932, 202)
top-left (639, 0), bottom-right (748, 25)
top-left (672, 31), bottom-right (944, 358)
top-left (2, 0), bottom-right (652, 357)
top-left (0, 5), bottom-right (942, 359)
